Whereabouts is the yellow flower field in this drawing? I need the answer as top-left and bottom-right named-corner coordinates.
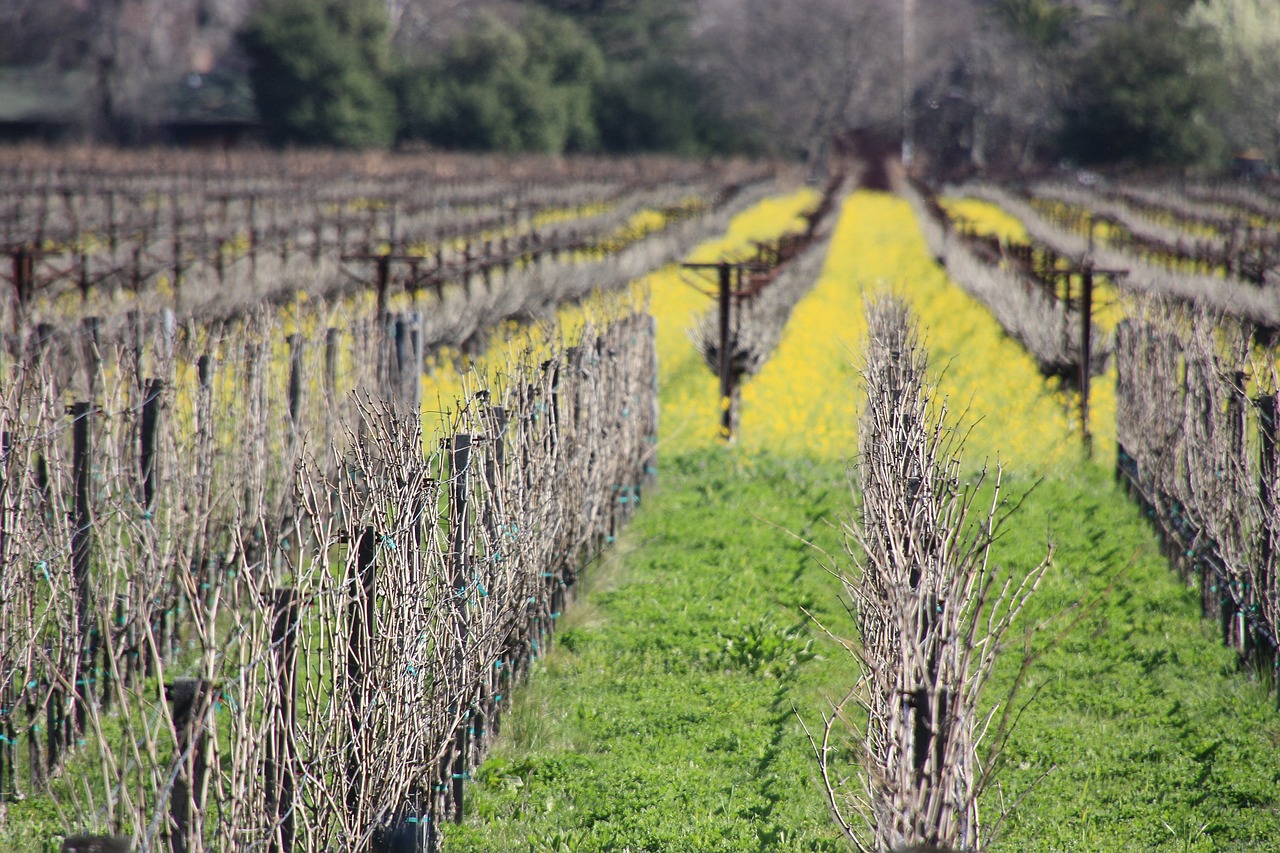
top-left (941, 196), bottom-right (1031, 242)
top-left (726, 191), bottom-right (1114, 469)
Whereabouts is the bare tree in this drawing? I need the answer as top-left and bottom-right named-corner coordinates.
top-left (693, 0), bottom-right (900, 162)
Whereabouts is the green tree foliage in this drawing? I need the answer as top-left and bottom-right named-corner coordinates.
top-left (240, 0), bottom-right (395, 148)
top-left (525, 0), bottom-right (691, 63)
top-left (518, 0), bottom-right (752, 155)
top-left (1058, 14), bottom-right (1226, 166)
top-left (1187, 0), bottom-right (1280, 155)
top-left (595, 61), bottom-right (755, 156)
top-left (397, 9), bottom-right (603, 153)
top-left (989, 0), bottom-right (1077, 52)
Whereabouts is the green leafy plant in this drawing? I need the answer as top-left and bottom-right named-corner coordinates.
top-left (240, 0), bottom-right (396, 148)
top-left (714, 615), bottom-right (819, 678)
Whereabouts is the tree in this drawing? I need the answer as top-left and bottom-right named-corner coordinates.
top-left (397, 8), bottom-right (603, 153)
top-left (510, 0), bottom-right (751, 155)
top-left (989, 0), bottom-right (1077, 50)
top-left (595, 61), bottom-right (728, 155)
top-left (1187, 0), bottom-right (1280, 157)
top-left (524, 0), bottom-right (691, 63)
top-left (944, 0), bottom-right (1078, 174)
top-left (1058, 14), bottom-right (1226, 166)
top-left (240, 0), bottom-right (396, 148)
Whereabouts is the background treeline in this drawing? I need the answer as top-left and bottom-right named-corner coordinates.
top-left (241, 0), bottom-right (752, 155)
top-left (2, 0), bottom-right (1278, 170)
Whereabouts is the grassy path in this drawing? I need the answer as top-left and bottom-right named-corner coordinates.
top-left (445, 452), bottom-right (852, 852)
top-left (447, 192), bottom-right (1280, 852)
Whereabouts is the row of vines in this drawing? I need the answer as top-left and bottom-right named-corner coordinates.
top-left (1115, 300), bottom-right (1279, 680)
top-left (0, 146), bottom-right (773, 329)
top-left (0, 147), bottom-right (731, 851)
top-left (811, 295), bottom-right (1046, 851)
top-left (0, 292), bottom-right (659, 851)
top-left (909, 175), bottom-right (1280, 700)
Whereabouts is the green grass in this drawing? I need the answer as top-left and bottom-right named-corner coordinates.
top-left (985, 467), bottom-right (1280, 852)
top-left (445, 456), bottom-right (1280, 852)
top-left (444, 450), bottom-right (854, 852)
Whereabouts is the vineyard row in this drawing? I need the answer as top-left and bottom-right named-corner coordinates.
top-left (1, 287), bottom-right (658, 849)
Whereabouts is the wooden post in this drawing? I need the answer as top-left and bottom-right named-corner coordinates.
top-left (375, 255), bottom-right (391, 320)
top-left (565, 346), bottom-right (583, 432)
top-left (106, 190), bottom-right (118, 255)
top-left (288, 334), bottom-right (303, 427)
top-left (134, 376), bottom-right (161, 687)
top-left (47, 685), bottom-right (64, 772)
top-left (140, 379), bottom-right (164, 511)
top-left (171, 208), bottom-right (183, 311)
top-left (0, 684), bottom-right (13, 801)
top-left (0, 431), bottom-right (9, 797)
top-left (447, 435), bottom-right (473, 825)
top-left (394, 314), bottom-right (412, 408)
top-left (462, 243), bottom-right (473, 297)
top-left (266, 588), bottom-right (299, 853)
top-left (346, 527), bottom-right (377, 821)
top-left (1225, 373), bottom-right (1248, 651)
top-left (164, 678), bottom-right (211, 853)
top-left (130, 244), bottom-right (144, 298)
top-left (478, 406), bottom-right (507, 752)
top-left (11, 245), bottom-right (34, 318)
top-left (1258, 393), bottom-right (1277, 663)
top-left (378, 313), bottom-right (396, 404)
top-left (27, 675), bottom-right (43, 786)
top-left (71, 401), bottom-right (93, 737)
top-left (372, 820), bottom-right (427, 853)
top-left (247, 195), bottom-right (259, 277)
top-left (1079, 264), bottom-right (1093, 452)
top-left (195, 356), bottom-right (213, 469)
top-left (325, 328), bottom-right (340, 403)
top-left (717, 263), bottom-right (733, 440)
top-left (77, 249), bottom-right (90, 304)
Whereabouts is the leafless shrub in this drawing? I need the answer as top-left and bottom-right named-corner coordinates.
top-left (804, 296), bottom-right (1048, 852)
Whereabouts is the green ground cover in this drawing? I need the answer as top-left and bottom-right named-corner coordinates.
top-left (445, 455), bottom-right (1280, 852)
top-left (444, 451), bottom-right (854, 852)
top-left (447, 191), bottom-right (1280, 851)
